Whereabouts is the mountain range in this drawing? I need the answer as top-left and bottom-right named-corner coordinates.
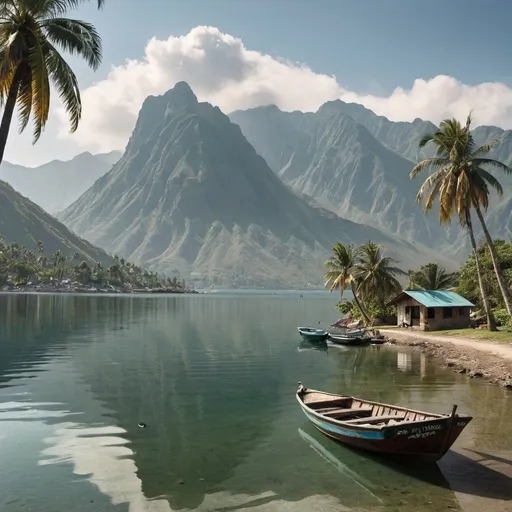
top-left (0, 150), bottom-right (121, 214)
top-left (230, 102), bottom-right (512, 259)
top-left (57, 82), bottom-right (443, 288)
top-left (3, 81), bottom-right (510, 288)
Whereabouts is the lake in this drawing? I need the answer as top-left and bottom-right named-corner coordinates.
top-left (0, 292), bottom-right (511, 511)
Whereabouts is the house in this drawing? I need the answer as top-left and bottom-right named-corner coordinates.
top-left (387, 290), bottom-right (474, 331)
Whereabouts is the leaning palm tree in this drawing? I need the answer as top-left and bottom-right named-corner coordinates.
top-left (0, 0), bottom-right (103, 164)
top-left (407, 263), bottom-right (457, 291)
top-left (352, 241), bottom-right (405, 307)
top-left (411, 114), bottom-right (512, 329)
top-left (323, 242), bottom-right (371, 323)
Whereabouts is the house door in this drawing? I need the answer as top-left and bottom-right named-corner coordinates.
top-left (410, 306), bottom-right (420, 326)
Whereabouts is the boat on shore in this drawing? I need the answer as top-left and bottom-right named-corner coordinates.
top-left (296, 384), bottom-right (472, 462)
top-left (297, 327), bottom-right (329, 343)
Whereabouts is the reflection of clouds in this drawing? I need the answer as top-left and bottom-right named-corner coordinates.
top-left (38, 423), bottom-right (344, 512)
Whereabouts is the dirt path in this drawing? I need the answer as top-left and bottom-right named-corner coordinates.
top-left (384, 329), bottom-right (512, 389)
top-left (386, 329), bottom-right (512, 361)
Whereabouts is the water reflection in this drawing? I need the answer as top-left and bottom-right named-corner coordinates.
top-left (0, 294), bottom-right (512, 512)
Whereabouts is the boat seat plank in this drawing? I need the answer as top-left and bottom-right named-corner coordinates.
top-left (307, 398), bottom-right (351, 409)
top-left (321, 407), bottom-right (373, 418)
top-left (344, 414), bottom-right (406, 425)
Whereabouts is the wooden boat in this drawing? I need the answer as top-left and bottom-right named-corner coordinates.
top-left (296, 384), bottom-right (472, 462)
top-left (297, 327), bottom-right (329, 343)
top-left (329, 332), bottom-right (369, 346)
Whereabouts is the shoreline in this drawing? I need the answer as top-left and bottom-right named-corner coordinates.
top-left (0, 286), bottom-right (199, 295)
top-left (385, 329), bottom-right (512, 390)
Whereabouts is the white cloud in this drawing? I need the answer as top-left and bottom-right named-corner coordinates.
top-left (59, 26), bottom-right (512, 152)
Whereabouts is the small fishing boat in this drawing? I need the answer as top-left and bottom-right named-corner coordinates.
top-left (329, 334), bottom-right (369, 346)
top-left (297, 327), bottom-right (329, 343)
top-left (296, 384), bottom-right (472, 462)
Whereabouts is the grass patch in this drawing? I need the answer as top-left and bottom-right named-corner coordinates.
top-left (431, 328), bottom-right (512, 342)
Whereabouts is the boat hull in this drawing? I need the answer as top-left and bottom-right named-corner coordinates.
top-left (298, 328), bottom-right (329, 343)
top-left (297, 390), bottom-right (471, 462)
top-left (329, 335), bottom-right (369, 346)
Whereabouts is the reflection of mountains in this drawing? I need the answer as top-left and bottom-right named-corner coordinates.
top-left (71, 295), bottom-right (293, 509)
top-left (0, 294), bottom-right (157, 390)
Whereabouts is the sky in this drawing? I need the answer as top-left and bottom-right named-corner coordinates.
top-left (5, 0), bottom-right (512, 166)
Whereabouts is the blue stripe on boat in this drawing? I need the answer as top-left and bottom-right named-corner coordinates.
top-left (303, 409), bottom-right (386, 440)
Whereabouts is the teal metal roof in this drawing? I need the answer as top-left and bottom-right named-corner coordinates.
top-left (390, 290), bottom-right (474, 308)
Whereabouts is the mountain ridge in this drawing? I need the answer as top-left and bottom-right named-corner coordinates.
top-left (0, 150), bottom-right (122, 214)
top-left (59, 82), bottom-right (445, 288)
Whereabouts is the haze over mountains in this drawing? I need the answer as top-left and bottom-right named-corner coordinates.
top-left (58, 82), bottom-right (440, 288)
top-left (0, 151), bottom-right (121, 213)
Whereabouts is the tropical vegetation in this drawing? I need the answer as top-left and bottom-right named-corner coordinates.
top-left (0, 239), bottom-right (189, 291)
top-left (411, 113), bottom-right (512, 331)
top-left (407, 263), bottom-right (457, 291)
top-left (457, 240), bottom-right (512, 328)
top-left (0, 0), bottom-right (105, 164)
top-left (324, 241), bottom-right (404, 324)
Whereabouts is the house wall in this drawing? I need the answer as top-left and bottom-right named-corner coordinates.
top-left (423, 306), bottom-right (471, 331)
top-left (396, 301), bottom-right (471, 331)
top-left (396, 298), bottom-right (422, 327)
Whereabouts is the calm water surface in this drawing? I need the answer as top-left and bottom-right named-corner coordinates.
top-left (0, 292), bottom-right (511, 512)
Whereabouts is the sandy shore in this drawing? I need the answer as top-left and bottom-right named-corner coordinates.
top-left (386, 329), bottom-right (512, 389)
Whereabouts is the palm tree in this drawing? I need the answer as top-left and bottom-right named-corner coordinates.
top-left (407, 263), bottom-right (457, 291)
top-left (352, 241), bottom-right (405, 307)
top-left (0, 0), bottom-right (103, 164)
top-left (323, 242), bottom-right (371, 323)
top-left (411, 114), bottom-right (512, 329)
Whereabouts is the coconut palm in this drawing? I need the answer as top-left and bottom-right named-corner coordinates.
top-left (411, 114), bottom-right (512, 329)
top-left (0, 0), bottom-right (103, 164)
top-left (352, 241), bottom-right (405, 306)
top-left (407, 263), bottom-right (457, 291)
top-left (323, 242), bottom-right (370, 323)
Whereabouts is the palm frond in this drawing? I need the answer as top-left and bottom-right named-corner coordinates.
top-left (26, 19), bottom-right (50, 142)
top-left (42, 17), bottom-right (102, 69)
top-left (470, 138), bottom-right (502, 157)
top-left (16, 66), bottom-right (32, 132)
top-left (475, 168), bottom-right (503, 196)
top-left (44, 40), bottom-right (81, 131)
top-left (471, 157), bottom-right (512, 174)
top-left (418, 133), bottom-right (434, 148)
top-left (410, 157), bottom-right (450, 179)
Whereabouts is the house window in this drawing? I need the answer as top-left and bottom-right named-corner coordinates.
top-left (443, 308), bottom-right (453, 319)
top-left (405, 306), bottom-right (410, 314)
top-left (427, 308), bottom-right (435, 319)
top-left (459, 308), bottom-right (464, 316)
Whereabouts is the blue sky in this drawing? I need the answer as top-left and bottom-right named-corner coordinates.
top-left (75, 0), bottom-right (512, 92)
top-left (5, 0), bottom-right (512, 166)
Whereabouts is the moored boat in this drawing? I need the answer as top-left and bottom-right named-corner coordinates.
top-left (329, 334), bottom-right (369, 346)
top-left (296, 384), bottom-right (472, 462)
top-left (297, 327), bottom-right (329, 343)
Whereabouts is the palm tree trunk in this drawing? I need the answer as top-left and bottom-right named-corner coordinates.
top-left (351, 283), bottom-right (371, 324)
top-left (466, 210), bottom-right (497, 331)
top-left (0, 66), bottom-right (23, 165)
top-left (474, 205), bottom-right (512, 320)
